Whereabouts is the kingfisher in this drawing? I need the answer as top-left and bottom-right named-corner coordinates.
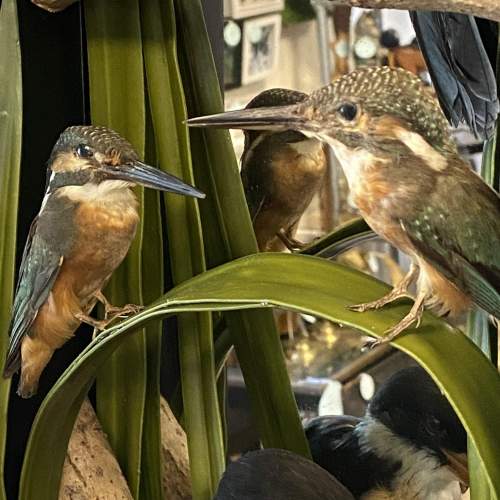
top-left (306, 367), bottom-right (468, 499)
top-left (3, 125), bottom-right (204, 398)
top-left (240, 88), bottom-right (326, 251)
top-left (188, 66), bottom-right (500, 343)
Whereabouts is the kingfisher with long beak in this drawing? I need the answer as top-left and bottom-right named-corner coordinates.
top-left (188, 66), bottom-right (500, 343)
top-left (3, 125), bottom-right (204, 398)
top-left (240, 88), bottom-right (326, 251)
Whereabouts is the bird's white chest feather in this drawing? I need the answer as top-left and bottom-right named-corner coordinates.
top-left (358, 418), bottom-right (463, 500)
top-left (58, 181), bottom-right (138, 217)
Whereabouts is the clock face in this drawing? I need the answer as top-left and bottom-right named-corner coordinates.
top-left (224, 20), bottom-right (242, 48)
top-left (334, 39), bottom-right (349, 59)
top-left (354, 36), bottom-right (378, 59)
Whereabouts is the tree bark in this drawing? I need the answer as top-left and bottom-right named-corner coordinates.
top-left (59, 399), bottom-right (133, 500)
top-left (160, 397), bottom-right (192, 500)
top-left (327, 0), bottom-right (500, 22)
top-left (59, 397), bottom-right (192, 499)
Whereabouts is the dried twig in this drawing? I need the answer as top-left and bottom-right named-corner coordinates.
top-left (327, 0), bottom-right (500, 22)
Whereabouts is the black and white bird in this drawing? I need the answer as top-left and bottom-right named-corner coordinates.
top-left (306, 366), bottom-right (468, 499)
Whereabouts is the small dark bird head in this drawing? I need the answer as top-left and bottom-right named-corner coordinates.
top-left (188, 67), bottom-right (457, 161)
top-left (46, 125), bottom-right (204, 198)
top-left (368, 366), bottom-right (467, 485)
top-left (243, 88), bottom-right (309, 150)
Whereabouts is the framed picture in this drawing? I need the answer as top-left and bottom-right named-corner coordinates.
top-left (224, 0), bottom-right (284, 20)
top-left (241, 14), bottom-right (282, 85)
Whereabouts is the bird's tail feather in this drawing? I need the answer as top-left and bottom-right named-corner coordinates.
top-left (410, 11), bottom-right (498, 139)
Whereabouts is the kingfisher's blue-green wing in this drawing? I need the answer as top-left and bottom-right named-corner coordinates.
top-left (402, 167), bottom-right (500, 318)
top-left (241, 139), bottom-right (272, 224)
top-left (3, 218), bottom-right (63, 377)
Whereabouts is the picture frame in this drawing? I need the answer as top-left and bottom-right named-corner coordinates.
top-left (224, 0), bottom-right (284, 20)
top-left (241, 14), bottom-right (282, 85)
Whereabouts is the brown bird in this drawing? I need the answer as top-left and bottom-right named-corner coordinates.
top-left (3, 125), bottom-right (204, 397)
top-left (188, 66), bottom-right (500, 344)
top-left (240, 89), bottom-right (326, 251)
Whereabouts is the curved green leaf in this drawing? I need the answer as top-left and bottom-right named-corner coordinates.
top-left (141, 0), bottom-right (224, 496)
top-left (0, 1), bottom-right (22, 499)
top-left (84, 1), bottom-right (147, 496)
top-left (300, 217), bottom-right (375, 258)
top-left (175, 0), bottom-right (309, 461)
top-left (21, 253), bottom-right (500, 499)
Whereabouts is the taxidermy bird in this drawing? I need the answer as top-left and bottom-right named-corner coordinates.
top-left (188, 66), bottom-right (500, 343)
top-left (410, 12), bottom-right (499, 139)
top-left (240, 88), bottom-right (326, 251)
top-left (306, 367), bottom-right (468, 499)
top-left (3, 125), bottom-right (204, 398)
top-left (214, 448), bottom-right (354, 500)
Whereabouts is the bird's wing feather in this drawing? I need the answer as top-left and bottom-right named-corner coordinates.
top-left (410, 11), bottom-right (498, 139)
top-left (241, 133), bottom-right (274, 223)
top-left (3, 217), bottom-right (64, 376)
top-left (401, 169), bottom-right (500, 318)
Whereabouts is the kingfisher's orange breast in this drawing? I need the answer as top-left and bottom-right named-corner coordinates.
top-left (32, 194), bottom-right (139, 348)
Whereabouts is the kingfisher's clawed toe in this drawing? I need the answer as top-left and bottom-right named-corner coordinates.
top-left (277, 229), bottom-right (307, 252)
top-left (349, 264), bottom-right (418, 313)
top-left (381, 290), bottom-right (427, 342)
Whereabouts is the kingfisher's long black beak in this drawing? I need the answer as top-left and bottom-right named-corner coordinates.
top-left (104, 161), bottom-right (205, 199)
top-left (186, 105), bottom-right (307, 132)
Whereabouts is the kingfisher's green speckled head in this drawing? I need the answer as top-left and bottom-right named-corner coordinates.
top-left (46, 125), bottom-right (205, 198)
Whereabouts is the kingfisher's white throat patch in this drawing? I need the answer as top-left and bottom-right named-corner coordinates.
top-left (393, 127), bottom-right (447, 171)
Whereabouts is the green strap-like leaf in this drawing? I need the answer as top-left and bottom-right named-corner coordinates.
top-left (0, 1), bottom-right (22, 499)
top-left (139, 119), bottom-right (164, 500)
top-left (175, 0), bottom-right (310, 458)
top-left (21, 254), bottom-right (500, 499)
top-left (141, 0), bottom-right (224, 496)
top-left (84, 1), bottom-right (147, 496)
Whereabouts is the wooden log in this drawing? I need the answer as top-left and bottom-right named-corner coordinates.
top-left (59, 399), bottom-right (133, 500)
top-left (160, 397), bottom-right (192, 500)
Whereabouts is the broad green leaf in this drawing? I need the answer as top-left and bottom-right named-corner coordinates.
top-left (84, 1), bottom-right (147, 496)
top-left (175, 0), bottom-right (309, 458)
top-left (0, 1), bottom-right (22, 499)
top-left (141, 0), bottom-right (224, 496)
top-left (21, 254), bottom-right (500, 499)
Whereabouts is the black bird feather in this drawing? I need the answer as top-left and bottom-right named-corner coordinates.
top-left (214, 448), bottom-right (355, 500)
top-left (410, 11), bottom-right (499, 139)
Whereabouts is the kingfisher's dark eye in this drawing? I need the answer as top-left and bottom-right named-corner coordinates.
top-left (337, 103), bottom-right (358, 121)
top-left (75, 144), bottom-right (94, 158)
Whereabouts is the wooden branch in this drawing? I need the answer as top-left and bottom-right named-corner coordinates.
top-left (160, 397), bottom-right (192, 500)
top-left (59, 397), bottom-right (192, 499)
top-left (327, 0), bottom-right (500, 22)
top-left (59, 399), bottom-right (133, 499)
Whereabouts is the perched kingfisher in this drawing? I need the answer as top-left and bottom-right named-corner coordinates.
top-left (306, 367), bottom-right (468, 499)
top-left (215, 448), bottom-right (354, 500)
top-left (3, 125), bottom-right (204, 398)
top-left (188, 66), bottom-right (500, 343)
top-left (240, 88), bottom-right (326, 251)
